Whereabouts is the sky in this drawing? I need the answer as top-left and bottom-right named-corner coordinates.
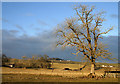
top-left (2, 2), bottom-right (118, 36)
top-left (2, 2), bottom-right (118, 63)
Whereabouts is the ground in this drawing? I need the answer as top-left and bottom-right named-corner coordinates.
top-left (2, 73), bottom-right (118, 82)
top-left (1, 63), bottom-right (119, 82)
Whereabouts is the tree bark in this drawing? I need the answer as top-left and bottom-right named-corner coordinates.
top-left (90, 63), bottom-right (95, 74)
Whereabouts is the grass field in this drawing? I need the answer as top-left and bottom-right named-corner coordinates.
top-left (1, 62), bottom-right (119, 82)
top-left (2, 74), bottom-right (118, 82)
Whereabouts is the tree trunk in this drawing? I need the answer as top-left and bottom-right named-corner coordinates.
top-left (88, 63), bottom-right (96, 78)
top-left (90, 63), bottom-right (95, 74)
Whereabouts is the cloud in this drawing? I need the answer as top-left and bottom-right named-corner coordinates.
top-left (29, 24), bottom-right (34, 28)
top-left (2, 29), bottom-right (118, 63)
top-left (25, 13), bottom-right (34, 16)
top-left (37, 20), bottom-right (49, 26)
top-left (15, 24), bottom-right (23, 30)
top-left (2, 29), bottom-right (56, 58)
top-left (9, 30), bottom-right (19, 34)
top-left (14, 24), bottom-right (26, 33)
top-left (0, 18), bottom-right (9, 23)
top-left (34, 28), bottom-right (41, 31)
top-left (110, 14), bottom-right (118, 18)
top-left (2, 29), bottom-right (17, 41)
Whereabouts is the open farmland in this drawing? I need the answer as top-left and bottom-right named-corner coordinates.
top-left (2, 73), bottom-right (118, 82)
top-left (1, 62), bottom-right (119, 82)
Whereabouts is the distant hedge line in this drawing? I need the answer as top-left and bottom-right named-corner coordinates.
top-left (2, 54), bottom-right (51, 69)
top-left (14, 60), bottom-right (51, 69)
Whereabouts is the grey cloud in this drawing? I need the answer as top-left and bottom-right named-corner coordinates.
top-left (9, 30), bottom-right (19, 34)
top-left (15, 24), bottom-right (23, 30)
top-left (2, 29), bottom-right (56, 58)
top-left (34, 28), bottom-right (41, 31)
top-left (28, 24), bottom-right (41, 31)
top-left (110, 14), bottom-right (118, 18)
top-left (102, 36), bottom-right (118, 60)
top-left (2, 29), bottom-right (118, 63)
top-left (14, 24), bottom-right (26, 33)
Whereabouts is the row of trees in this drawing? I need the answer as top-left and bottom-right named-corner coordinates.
top-left (2, 54), bottom-right (51, 69)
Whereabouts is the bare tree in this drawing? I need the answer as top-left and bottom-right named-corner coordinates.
top-left (56, 5), bottom-right (113, 76)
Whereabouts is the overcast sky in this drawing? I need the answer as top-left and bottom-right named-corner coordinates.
top-left (2, 2), bottom-right (118, 63)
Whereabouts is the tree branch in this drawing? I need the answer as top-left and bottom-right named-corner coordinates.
top-left (96, 27), bottom-right (113, 38)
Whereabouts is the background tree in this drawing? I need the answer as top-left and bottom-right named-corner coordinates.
top-left (56, 5), bottom-right (113, 76)
top-left (2, 54), bottom-right (10, 66)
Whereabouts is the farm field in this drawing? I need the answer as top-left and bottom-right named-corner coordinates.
top-left (1, 62), bottom-right (119, 82)
top-left (2, 73), bottom-right (118, 82)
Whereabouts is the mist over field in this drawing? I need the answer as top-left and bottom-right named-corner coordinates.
top-left (2, 29), bottom-right (118, 63)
